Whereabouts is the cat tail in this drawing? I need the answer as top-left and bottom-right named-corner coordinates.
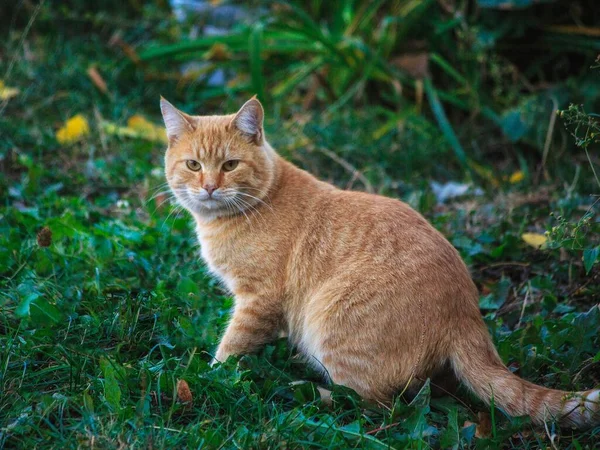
top-left (449, 322), bottom-right (600, 427)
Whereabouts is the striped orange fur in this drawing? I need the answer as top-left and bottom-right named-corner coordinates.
top-left (161, 97), bottom-right (599, 427)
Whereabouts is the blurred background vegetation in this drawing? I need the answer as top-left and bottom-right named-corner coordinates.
top-left (1, 0), bottom-right (599, 448)
top-left (4, 0), bottom-right (600, 188)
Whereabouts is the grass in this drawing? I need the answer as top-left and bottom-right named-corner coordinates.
top-left (1, 2), bottom-right (600, 449)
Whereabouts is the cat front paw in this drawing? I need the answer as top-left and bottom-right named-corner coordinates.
top-left (210, 348), bottom-right (230, 367)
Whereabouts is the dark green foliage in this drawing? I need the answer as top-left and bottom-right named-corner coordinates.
top-left (138, 0), bottom-right (600, 183)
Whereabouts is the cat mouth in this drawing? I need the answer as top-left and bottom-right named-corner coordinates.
top-left (177, 187), bottom-right (259, 217)
top-left (174, 188), bottom-right (225, 212)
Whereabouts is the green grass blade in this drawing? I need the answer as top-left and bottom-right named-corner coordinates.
top-left (272, 57), bottom-right (324, 98)
top-left (249, 23), bottom-right (265, 102)
top-left (423, 77), bottom-right (468, 169)
top-left (139, 34), bottom-right (249, 61)
top-left (429, 53), bottom-right (468, 87)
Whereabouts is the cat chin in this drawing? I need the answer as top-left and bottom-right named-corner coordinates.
top-left (186, 201), bottom-right (232, 221)
top-left (192, 208), bottom-right (234, 223)
top-left (179, 195), bottom-right (220, 212)
top-left (198, 199), bottom-right (221, 210)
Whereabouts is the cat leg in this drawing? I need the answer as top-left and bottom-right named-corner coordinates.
top-left (213, 298), bottom-right (281, 363)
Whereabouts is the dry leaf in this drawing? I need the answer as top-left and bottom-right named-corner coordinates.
top-left (176, 379), bottom-right (193, 406)
top-left (391, 53), bottom-right (429, 79)
top-left (37, 226), bottom-right (52, 247)
top-left (476, 412), bottom-right (492, 438)
top-left (203, 43), bottom-right (232, 61)
top-left (316, 386), bottom-right (332, 406)
top-left (559, 247), bottom-right (569, 262)
top-left (0, 80), bottom-right (20, 100)
top-left (547, 25), bottom-right (600, 37)
top-left (109, 31), bottom-right (140, 64)
top-left (87, 66), bottom-right (109, 95)
top-left (56, 114), bottom-right (90, 144)
top-left (153, 192), bottom-right (169, 209)
top-left (463, 411), bottom-right (492, 439)
top-left (521, 232), bottom-right (548, 249)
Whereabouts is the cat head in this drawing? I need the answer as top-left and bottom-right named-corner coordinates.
top-left (160, 97), bottom-right (276, 220)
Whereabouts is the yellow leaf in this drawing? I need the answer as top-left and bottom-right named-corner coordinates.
top-left (127, 114), bottom-right (154, 130)
top-left (127, 115), bottom-right (167, 143)
top-left (101, 117), bottom-right (167, 144)
top-left (521, 233), bottom-right (547, 249)
top-left (509, 170), bottom-right (525, 184)
top-left (56, 114), bottom-right (90, 145)
top-left (0, 80), bottom-right (20, 100)
top-left (101, 121), bottom-right (142, 139)
top-left (203, 43), bottom-right (232, 61)
top-left (468, 160), bottom-right (500, 187)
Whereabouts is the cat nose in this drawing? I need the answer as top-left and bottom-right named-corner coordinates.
top-left (204, 184), bottom-right (217, 197)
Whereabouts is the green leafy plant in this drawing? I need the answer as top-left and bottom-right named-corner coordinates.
top-left (552, 64), bottom-right (600, 275)
top-left (139, 0), bottom-right (600, 174)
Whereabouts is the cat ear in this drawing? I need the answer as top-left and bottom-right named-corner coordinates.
top-left (160, 97), bottom-right (196, 144)
top-left (231, 96), bottom-right (264, 144)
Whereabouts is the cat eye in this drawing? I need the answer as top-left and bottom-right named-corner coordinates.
top-left (222, 160), bottom-right (239, 172)
top-left (186, 160), bottom-right (202, 172)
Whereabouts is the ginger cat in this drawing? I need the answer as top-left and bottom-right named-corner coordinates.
top-left (160, 97), bottom-right (599, 427)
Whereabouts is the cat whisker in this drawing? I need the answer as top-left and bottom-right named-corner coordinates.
top-left (146, 183), bottom-right (173, 200)
top-left (146, 181), bottom-right (169, 194)
top-left (231, 196), bottom-right (266, 225)
top-left (146, 188), bottom-right (187, 216)
top-left (234, 192), bottom-right (273, 211)
top-left (235, 193), bottom-right (267, 214)
top-left (227, 196), bottom-right (251, 224)
top-left (221, 197), bottom-right (232, 217)
top-left (238, 186), bottom-right (269, 194)
top-left (147, 195), bottom-right (178, 216)
top-left (145, 189), bottom-right (178, 205)
top-left (148, 181), bottom-right (170, 192)
top-left (218, 188), bottom-right (273, 212)
top-left (224, 198), bottom-right (237, 219)
top-left (236, 186), bottom-right (273, 203)
top-left (172, 204), bottom-right (187, 223)
top-left (222, 197), bottom-right (240, 221)
top-left (160, 204), bottom-right (185, 231)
